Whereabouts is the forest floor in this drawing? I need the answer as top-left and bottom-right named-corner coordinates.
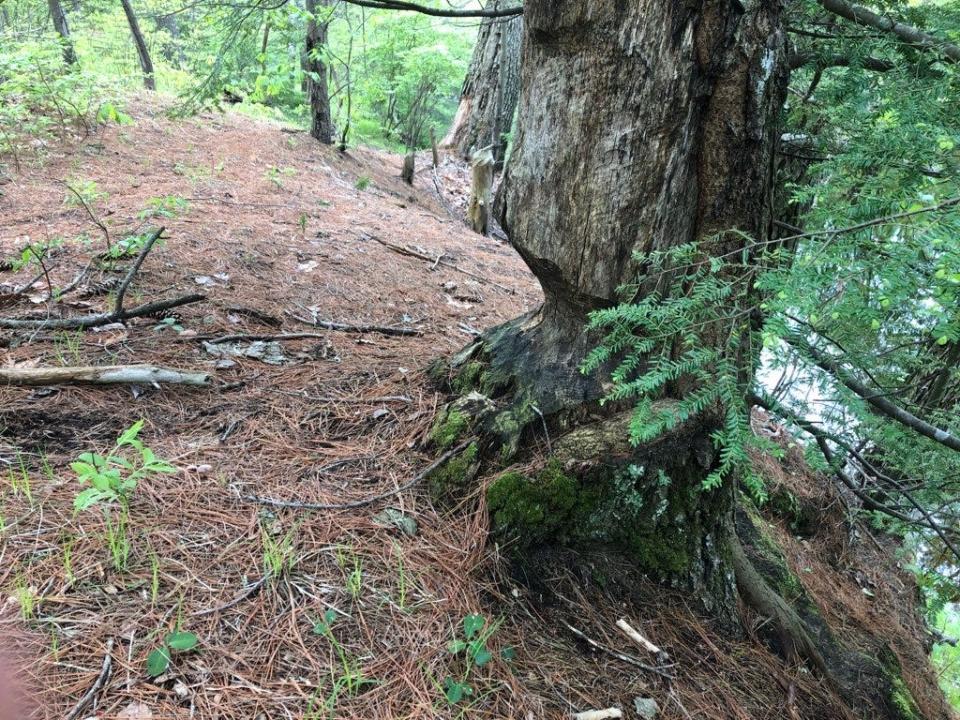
top-left (0, 100), bottom-right (950, 720)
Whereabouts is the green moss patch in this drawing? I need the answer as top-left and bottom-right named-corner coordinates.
top-left (430, 408), bottom-right (470, 450)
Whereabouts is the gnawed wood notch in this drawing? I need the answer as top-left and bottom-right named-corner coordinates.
top-left (0, 365), bottom-right (212, 387)
top-left (467, 146), bottom-right (493, 235)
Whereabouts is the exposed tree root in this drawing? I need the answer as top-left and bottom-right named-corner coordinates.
top-left (730, 533), bottom-right (830, 677)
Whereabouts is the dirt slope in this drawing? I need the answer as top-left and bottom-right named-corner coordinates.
top-left (0, 100), bottom-right (951, 719)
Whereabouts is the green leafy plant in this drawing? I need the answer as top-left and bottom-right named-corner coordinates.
top-left (72, 420), bottom-right (175, 512)
top-left (310, 608), bottom-right (377, 712)
top-left (354, 175), bottom-right (371, 191)
top-left (147, 630), bottom-right (199, 677)
top-left (138, 195), bottom-right (190, 220)
top-left (152, 316), bottom-right (184, 334)
top-left (103, 231), bottom-right (164, 261)
top-left (442, 613), bottom-right (512, 706)
top-left (261, 520), bottom-right (299, 578)
top-left (266, 165), bottom-right (295, 188)
top-left (72, 421), bottom-right (175, 572)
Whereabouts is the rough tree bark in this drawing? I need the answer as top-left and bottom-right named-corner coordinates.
top-left (442, 0), bottom-right (521, 164)
top-left (119, 0), bottom-right (155, 90)
top-left (47, 0), bottom-right (78, 66)
top-left (304, 0), bottom-right (334, 145)
top-left (434, 0), bottom-right (788, 618)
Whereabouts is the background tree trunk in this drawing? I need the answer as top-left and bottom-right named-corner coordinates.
top-left (442, 1), bottom-right (521, 165)
top-left (47, 0), bottom-right (77, 66)
top-left (119, 0), bottom-right (155, 90)
top-left (448, 0), bottom-right (788, 612)
top-left (304, 0), bottom-right (333, 145)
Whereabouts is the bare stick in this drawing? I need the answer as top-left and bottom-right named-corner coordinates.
top-left (65, 182), bottom-right (111, 250)
top-left (64, 638), bottom-right (114, 720)
top-left (616, 618), bottom-right (670, 661)
top-left (362, 232), bottom-right (516, 294)
top-left (573, 710), bottom-right (623, 720)
top-left (0, 365), bottom-right (212, 387)
top-left (0, 293), bottom-right (205, 330)
top-left (562, 621), bottom-right (674, 679)
top-left (290, 313), bottom-right (422, 337)
top-left (192, 574), bottom-right (270, 617)
top-left (242, 439), bottom-right (474, 510)
top-left (114, 227), bottom-right (164, 314)
top-left (178, 333), bottom-right (332, 344)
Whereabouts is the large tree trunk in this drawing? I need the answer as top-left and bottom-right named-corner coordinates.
top-left (442, 0), bottom-right (522, 164)
top-left (304, 0), bottom-right (333, 145)
top-left (437, 0), bottom-right (788, 617)
top-left (47, 0), bottom-right (77, 66)
top-left (119, 0), bottom-right (155, 90)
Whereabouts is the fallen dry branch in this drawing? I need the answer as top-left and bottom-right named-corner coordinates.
top-left (0, 364), bottom-right (212, 387)
top-left (616, 618), bottom-right (670, 661)
top-left (290, 313), bottom-right (422, 337)
top-left (179, 332), bottom-right (332, 344)
top-left (0, 292), bottom-right (205, 330)
top-left (192, 574), bottom-right (270, 617)
top-left (241, 439), bottom-right (473, 510)
top-left (361, 231), bottom-right (517, 294)
top-left (562, 621), bottom-right (674, 679)
top-left (63, 638), bottom-right (114, 720)
top-left (0, 227), bottom-right (208, 330)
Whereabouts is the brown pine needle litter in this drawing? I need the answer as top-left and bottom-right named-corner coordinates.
top-left (0, 100), bottom-right (947, 719)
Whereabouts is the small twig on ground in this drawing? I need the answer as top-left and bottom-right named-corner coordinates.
top-left (65, 181), bottom-right (111, 250)
top-left (616, 618), bottom-right (670, 662)
top-left (0, 365), bottom-right (212, 387)
top-left (360, 232), bottom-right (517, 294)
top-left (192, 574), bottom-right (270, 617)
top-left (178, 332), bottom-right (331, 344)
top-left (562, 621), bottom-right (674, 679)
top-left (241, 439), bottom-right (474, 511)
top-left (113, 227), bottom-right (164, 314)
top-left (289, 312), bottom-right (422, 337)
top-left (63, 638), bottom-right (114, 720)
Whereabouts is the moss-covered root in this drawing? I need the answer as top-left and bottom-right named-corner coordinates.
top-left (880, 647), bottom-right (924, 720)
top-left (730, 534), bottom-right (830, 679)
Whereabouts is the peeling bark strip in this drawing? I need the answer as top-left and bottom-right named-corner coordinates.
top-left (442, 0), bottom-right (522, 163)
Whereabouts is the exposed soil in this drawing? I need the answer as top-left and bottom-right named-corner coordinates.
top-left (0, 100), bottom-right (951, 719)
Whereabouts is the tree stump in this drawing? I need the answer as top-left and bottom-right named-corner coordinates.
top-left (467, 146), bottom-right (494, 235)
top-left (401, 152), bottom-right (415, 185)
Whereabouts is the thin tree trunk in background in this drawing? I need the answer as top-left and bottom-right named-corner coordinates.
top-left (304, 0), bottom-right (333, 145)
top-left (260, 21), bottom-right (271, 75)
top-left (119, 0), bottom-right (155, 90)
top-left (442, 0), bottom-right (522, 164)
top-left (47, 0), bottom-right (77, 66)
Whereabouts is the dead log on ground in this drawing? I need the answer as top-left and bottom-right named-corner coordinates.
top-left (0, 365), bottom-right (212, 387)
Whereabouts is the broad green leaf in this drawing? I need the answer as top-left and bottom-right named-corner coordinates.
top-left (166, 631), bottom-right (198, 651)
top-left (117, 420), bottom-right (144, 447)
top-left (146, 647), bottom-right (171, 677)
top-left (462, 614), bottom-right (484, 640)
top-left (471, 647), bottom-right (493, 667)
